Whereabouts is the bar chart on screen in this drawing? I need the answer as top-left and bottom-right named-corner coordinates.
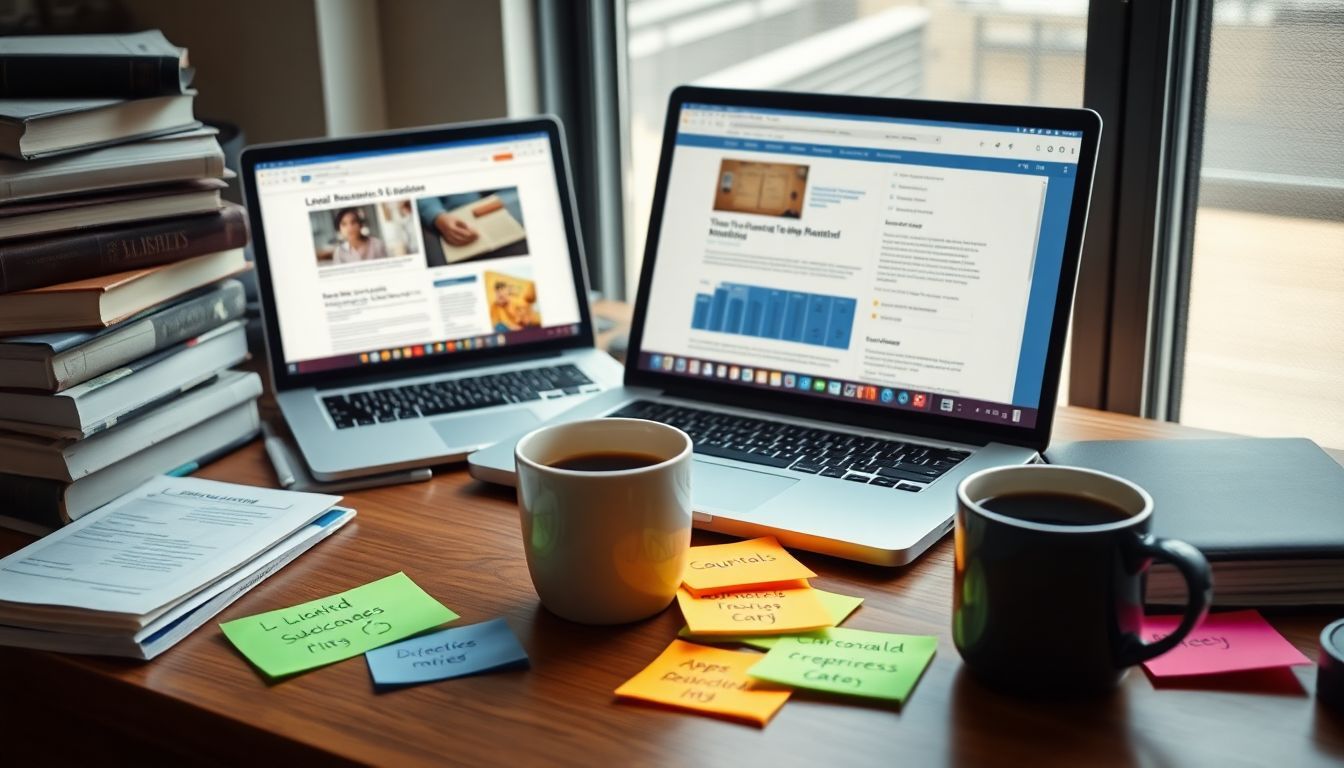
top-left (691, 282), bottom-right (855, 350)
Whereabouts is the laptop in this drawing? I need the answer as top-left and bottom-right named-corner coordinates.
top-left (240, 117), bottom-right (623, 480)
top-left (470, 86), bottom-right (1102, 565)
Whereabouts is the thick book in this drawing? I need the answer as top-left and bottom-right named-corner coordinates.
top-left (1043, 438), bottom-right (1344, 606)
top-left (0, 178), bottom-right (225, 240)
top-left (0, 399), bottom-right (261, 530)
top-left (0, 278), bottom-right (245, 392)
top-left (0, 92), bottom-right (198, 159)
top-left (0, 247), bottom-right (249, 333)
top-left (0, 202), bottom-right (247, 294)
top-left (0, 30), bottom-right (192, 99)
top-left (0, 319), bottom-right (246, 433)
top-left (0, 507), bottom-right (354, 660)
top-left (0, 127), bottom-right (224, 204)
top-left (0, 370), bottom-right (261, 481)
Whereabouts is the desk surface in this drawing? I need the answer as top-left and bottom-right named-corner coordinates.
top-left (3, 405), bottom-right (1343, 765)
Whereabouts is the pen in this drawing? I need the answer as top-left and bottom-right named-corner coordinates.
top-left (167, 431), bottom-right (259, 477)
top-left (264, 435), bottom-right (297, 488)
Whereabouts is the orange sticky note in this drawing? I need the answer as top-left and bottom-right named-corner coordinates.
top-left (677, 586), bottom-right (834, 636)
top-left (681, 536), bottom-right (816, 595)
top-left (614, 639), bottom-right (791, 727)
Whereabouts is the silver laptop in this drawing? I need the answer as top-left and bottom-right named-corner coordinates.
top-left (240, 117), bottom-right (623, 480)
top-left (470, 87), bottom-right (1101, 565)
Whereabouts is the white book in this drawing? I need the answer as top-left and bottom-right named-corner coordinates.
top-left (0, 369), bottom-right (262, 481)
top-left (0, 398), bottom-right (263, 528)
top-left (0, 507), bottom-right (355, 660)
top-left (0, 92), bottom-right (198, 159)
top-left (0, 476), bottom-right (342, 634)
top-left (0, 178), bottom-right (225, 239)
top-left (0, 319), bottom-right (246, 432)
top-left (0, 129), bottom-right (225, 204)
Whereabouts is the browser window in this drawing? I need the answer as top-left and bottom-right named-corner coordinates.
top-left (638, 103), bottom-right (1082, 429)
top-left (253, 133), bottom-right (584, 374)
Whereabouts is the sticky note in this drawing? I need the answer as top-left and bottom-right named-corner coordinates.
top-left (679, 588), bottom-right (864, 647)
top-left (365, 618), bottom-right (528, 687)
top-left (677, 585), bottom-right (833, 636)
top-left (681, 536), bottom-right (816, 595)
top-left (615, 639), bottom-right (792, 727)
top-left (220, 572), bottom-right (458, 678)
top-left (1141, 610), bottom-right (1312, 677)
top-left (748, 627), bottom-right (937, 704)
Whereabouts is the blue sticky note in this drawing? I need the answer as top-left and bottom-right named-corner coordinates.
top-left (364, 618), bottom-right (528, 687)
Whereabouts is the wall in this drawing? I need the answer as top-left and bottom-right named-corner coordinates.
top-left (120, 0), bottom-right (328, 143)
top-left (378, 0), bottom-right (509, 128)
top-left (117, 0), bottom-right (510, 143)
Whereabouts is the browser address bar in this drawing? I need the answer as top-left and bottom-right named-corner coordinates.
top-left (724, 121), bottom-right (942, 145)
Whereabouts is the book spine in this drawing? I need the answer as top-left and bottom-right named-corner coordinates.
top-left (0, 138), bottom-right (226, 204)
top-left (51, 280), bottom-right (247, 389)
top-left (0, 471), bottom-right (63, 530)
top-left (0, 56), bottom-right (185, 99)
top-left (0, 205), bottom-right (249, 294)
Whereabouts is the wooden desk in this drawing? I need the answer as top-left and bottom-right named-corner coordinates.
top-left (3, 406), bottom-right (1343, 765)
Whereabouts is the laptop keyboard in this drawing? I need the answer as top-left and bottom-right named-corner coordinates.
top-left (322, 364), bottom-right (596, 429)
top-left (608, 400), bottom-right (971, 491)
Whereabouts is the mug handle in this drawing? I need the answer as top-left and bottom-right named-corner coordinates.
top-left (1121, 534), bottom-right (1213, 665)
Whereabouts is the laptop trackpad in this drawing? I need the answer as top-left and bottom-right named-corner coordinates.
top-left (433, 410), bottom-right (540, 450)
top-left (693, 459), bottom-right (797, 512)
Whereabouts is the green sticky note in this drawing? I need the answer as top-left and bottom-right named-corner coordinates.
top-left (678, 588), bottom-right (864, 649)
top-left (747, 627), bottom-right (937, 704)
top-left (220, 572), bottom-right (458, 678)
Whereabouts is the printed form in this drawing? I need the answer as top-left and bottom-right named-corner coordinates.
top-left (0, 476), bottom-right (339, 621)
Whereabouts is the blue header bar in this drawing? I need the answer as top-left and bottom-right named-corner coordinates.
top-left (254, 132), bottom-right (549, 169)
top-left (675, 133), bottom-right (1078, 177)
top-left (682, 103), bottom-right (1084, 138)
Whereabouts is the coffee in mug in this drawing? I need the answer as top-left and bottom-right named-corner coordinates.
top-left (954, 465), bottom-right (1212, 694)
top-left (515, 418), bottom-right (693, 624)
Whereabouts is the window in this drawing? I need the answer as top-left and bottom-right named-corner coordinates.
top-left (623, 0), bottom-right (1089, 399)
top-left (1173, 1), bottom-right (1344, 446)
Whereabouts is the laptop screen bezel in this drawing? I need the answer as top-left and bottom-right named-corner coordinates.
top-left (622, 86), bottom-right (1102, 453)
top-left (240, 116), bottom-right (596, 393)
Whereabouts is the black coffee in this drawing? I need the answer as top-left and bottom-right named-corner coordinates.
top-left (549, 451), bottom-right (663, 472)
top-left (979, 492), bottom-right (1130, 526)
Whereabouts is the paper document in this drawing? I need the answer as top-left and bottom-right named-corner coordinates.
top-left (0, 476), bottom-right (340, 620)
top-left (0, 507), bottom-right (355, 659)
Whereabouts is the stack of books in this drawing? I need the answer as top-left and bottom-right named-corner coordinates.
top-left (0, 30), bottom-right (259, 535)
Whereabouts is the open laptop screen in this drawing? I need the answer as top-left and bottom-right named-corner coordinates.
top-left (251, 132), bottom-right (585, 375)
top-left (636, 102), bottom-right (1085, 431)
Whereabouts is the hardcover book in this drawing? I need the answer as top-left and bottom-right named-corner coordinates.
top-left (0, 30), bottom-right (192, 99)
top-left (0, 203), bottom-right (247, 294)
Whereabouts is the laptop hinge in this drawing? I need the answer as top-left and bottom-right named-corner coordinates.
top-left (313, 349), bottom-right (565, 391)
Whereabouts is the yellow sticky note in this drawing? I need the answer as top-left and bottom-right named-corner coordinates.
top-left (682, 536), bottom-right (816, 595)
top-left (677, 586), bottom-right (834, 636)
top-left (679, 587), bottom-right (865, 648)
top-left (615, 639), bottom-right (791, 727)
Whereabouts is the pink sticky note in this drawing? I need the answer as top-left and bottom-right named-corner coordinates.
top-left (1141, 610), bottom-right (1312, 678)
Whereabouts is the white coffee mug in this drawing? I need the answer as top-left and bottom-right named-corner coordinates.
top-left (514, 418), bottom-right (693, 624)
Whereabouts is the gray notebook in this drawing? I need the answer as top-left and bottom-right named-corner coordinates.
top-left (1044, 437), bottom-right (1344, 605)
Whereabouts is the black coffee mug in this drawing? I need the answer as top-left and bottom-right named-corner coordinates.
top-left (953, 465), bottom-right (1213, 694)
